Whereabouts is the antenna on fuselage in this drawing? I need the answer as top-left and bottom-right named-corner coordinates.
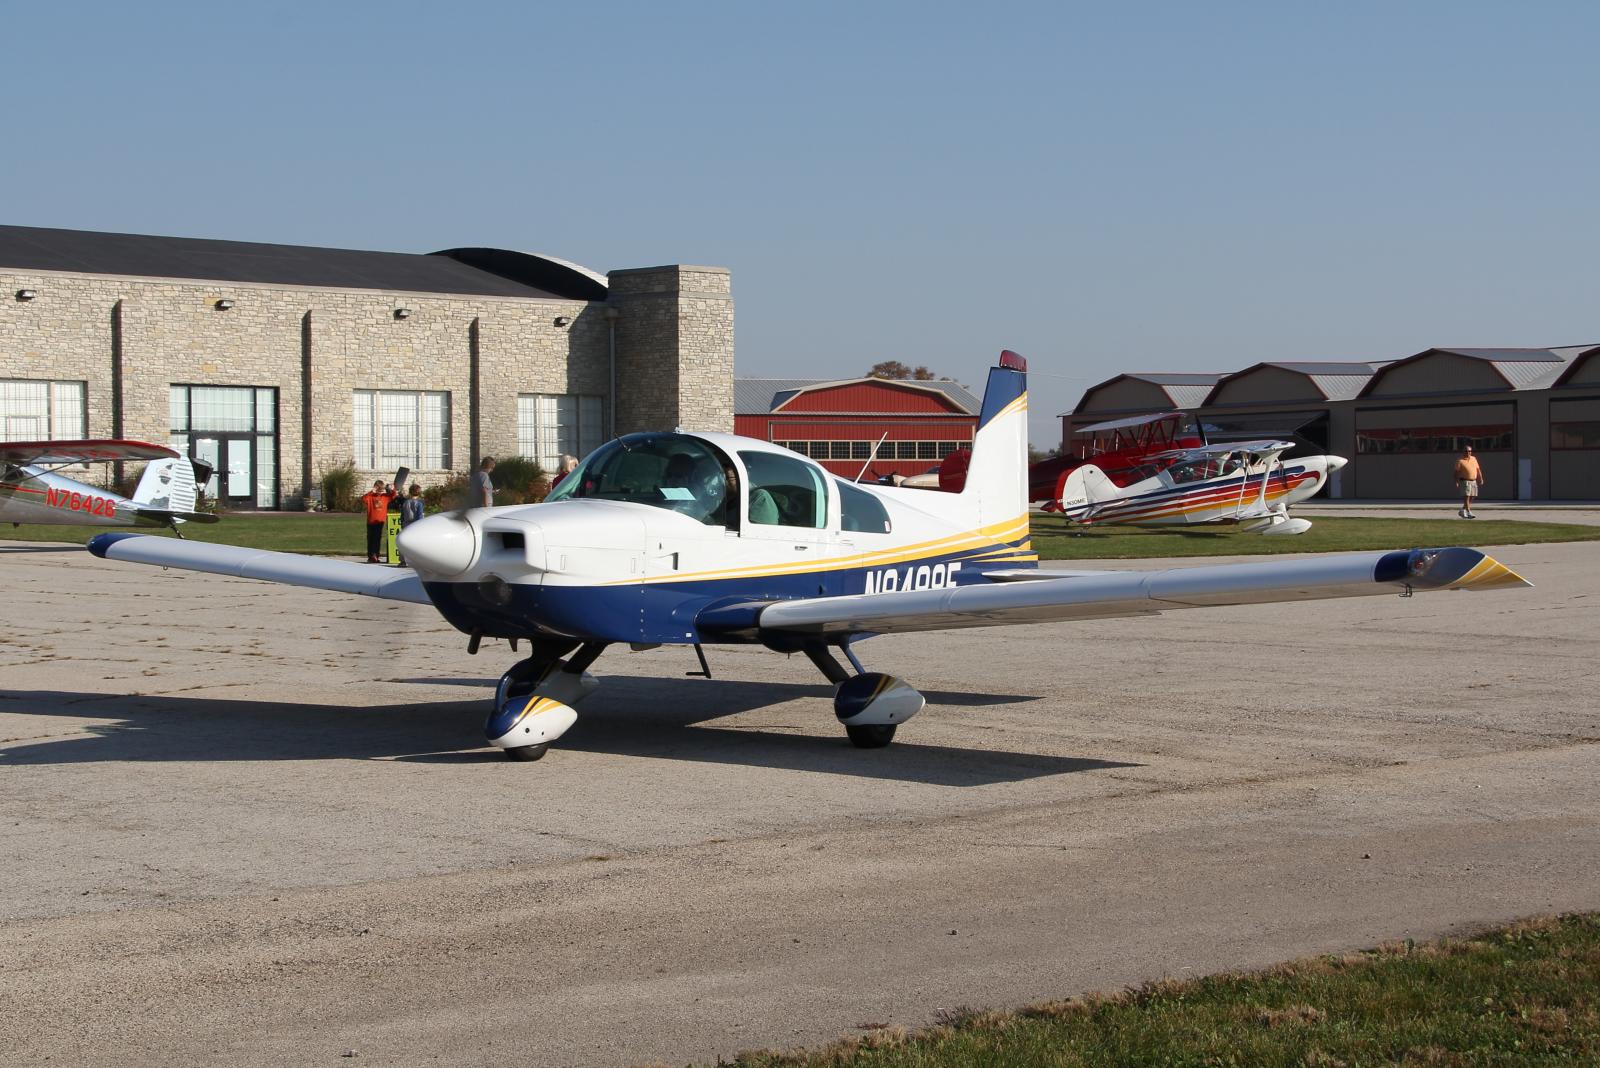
top-left (855, 432), bottom-right (889, 483)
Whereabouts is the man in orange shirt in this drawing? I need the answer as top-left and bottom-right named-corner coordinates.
top-left (361, 479), bottom-right (398, 561)
top-left (1453, 444), bottom-right (1484, 519)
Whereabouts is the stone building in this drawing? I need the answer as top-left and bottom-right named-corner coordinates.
top-left (1065, 345), bottom-right (1600, 501)
top-left (0, 225), bottom-right (733, 509)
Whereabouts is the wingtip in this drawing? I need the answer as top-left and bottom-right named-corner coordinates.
top-left (1452, 552), bottom-right (1534, 590)
top-left (86, 532), bottom-right (143, 558)
top-left (1378, 547), bottom-right (1533, 591)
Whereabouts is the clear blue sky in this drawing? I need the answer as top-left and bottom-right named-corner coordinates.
top-left (5, 1), bottom-right (1596, 445)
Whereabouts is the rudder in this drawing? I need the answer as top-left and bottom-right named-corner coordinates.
top-left (132, 457), bottom-right (198, 514)
top-left (960, 350), bottom-right (1029, 533)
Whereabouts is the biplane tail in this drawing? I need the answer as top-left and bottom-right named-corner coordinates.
top-left (1058, 463), bottom-right (1118, 520)
top-left (957, 350), bottom-right (1030, 531)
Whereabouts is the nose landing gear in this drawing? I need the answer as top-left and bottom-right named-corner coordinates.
top-left (488, 640), bottom-right (606, 761)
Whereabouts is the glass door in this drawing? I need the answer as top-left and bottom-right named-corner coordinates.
top-left (192, 434), bottom-right (256, 509)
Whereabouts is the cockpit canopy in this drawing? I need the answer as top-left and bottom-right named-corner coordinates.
top-left (542, 432), bottom-right (890, 533)
top-left (545, 433), bottom-right (737, 526)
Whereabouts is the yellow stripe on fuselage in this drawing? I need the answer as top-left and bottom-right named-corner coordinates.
top-left (614, 514), bottom-right (1032, 586)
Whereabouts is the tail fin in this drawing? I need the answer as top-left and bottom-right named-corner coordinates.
top-left (958, 350), bottom-right (1029, 531)
top-left (1058, 464), bottom-right (1117, 519)
top-left (133, 457), bottom-right (198, 513)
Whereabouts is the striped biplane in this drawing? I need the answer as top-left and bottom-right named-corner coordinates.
top-left (1055, 440), bottom-right (1345, 536)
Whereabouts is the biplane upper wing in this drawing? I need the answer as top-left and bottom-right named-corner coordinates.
top-left (0, 439), bottom-right (179, 465)
top-left (1074, 411), bottom-right (1185, 434)
top-left (755, 548), bottom-right (1530, 637)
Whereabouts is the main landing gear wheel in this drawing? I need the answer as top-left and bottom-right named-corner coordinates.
top-left (845, 724), bottom-right (897, 749)
top-left (503, 743), bottom-right (550, 762)
top-left (809, 646), bottom-right (926, 750)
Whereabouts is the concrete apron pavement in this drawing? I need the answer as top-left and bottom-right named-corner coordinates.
top-left (1296, 502), bottom-right (1600, 525)
top-left (1, 537), bottom-right (1596, 1066)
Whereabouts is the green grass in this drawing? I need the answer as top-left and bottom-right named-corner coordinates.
top-left (721, 914), bottom-right (1600, 1068)
top-left (4, 512), bottom-right (1598, 560)
top-left (1030, 514), bottom-right (1600, 559)
top-left (1, 513), bottom-right (371, 555)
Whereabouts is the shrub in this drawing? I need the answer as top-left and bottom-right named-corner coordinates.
top-left (486, 456), bottom-right (547, 506)
top-left (422, 473), bottom-right (470, 512)
top-left (319, 463), bottom-right (361, 513)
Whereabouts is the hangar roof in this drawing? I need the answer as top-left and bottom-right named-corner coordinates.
top-left (1205, 360), bottom-right (1391, 404)
top-left (1358, 345), bottom-right (1599, 396)
top-left (1069, 372), bottom-right (1223, 415)
top-left (735, 377), bottom-right (979, 415)
top-left (1553, 346), bottom-right (1600, 387)
top-left (0, 224), bottom-right (609, 301)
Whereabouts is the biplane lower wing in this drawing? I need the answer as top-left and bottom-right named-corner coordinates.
top-left (754, 548), bottom-right (1530, 636)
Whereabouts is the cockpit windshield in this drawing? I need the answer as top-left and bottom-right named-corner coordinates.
top-left (543, 433), bottom-right (736, 526)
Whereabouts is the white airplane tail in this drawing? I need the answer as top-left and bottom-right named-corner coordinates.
top-left (957, 351), bottom-right (1030, 532)
top-left (133, 457), bottom-right (199, 514)
top-left (1059, 463), bottom-right (1118, 512)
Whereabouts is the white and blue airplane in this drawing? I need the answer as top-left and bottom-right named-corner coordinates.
top-left (86, 352), bottom-right (1531, 761)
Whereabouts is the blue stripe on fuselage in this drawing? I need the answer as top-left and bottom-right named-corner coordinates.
top-left (422, 542), bottom-right (1034, 644)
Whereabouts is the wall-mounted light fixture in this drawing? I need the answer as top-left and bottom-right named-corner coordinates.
top-left (16, 288), bottom-right (37, 301)
top-left (214, 298), bottom-right (235, 311)
top-left (394, 307), bottom-right (412, 320)
top-left (554, 315), bottom-right (572, 327)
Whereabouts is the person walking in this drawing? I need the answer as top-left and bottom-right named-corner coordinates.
top-left (360, 478), bottom-right (397, 561)
top-left (1454, 444), bottom-right (1484, 518)
top-left (471, 456), bottom-right (496, 508)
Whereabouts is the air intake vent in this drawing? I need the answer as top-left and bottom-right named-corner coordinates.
top-left (499, 531), bottom-right (526, 550)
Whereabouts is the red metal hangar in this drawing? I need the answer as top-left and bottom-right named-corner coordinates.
top-left (733, 376), bottom-right (980, 481)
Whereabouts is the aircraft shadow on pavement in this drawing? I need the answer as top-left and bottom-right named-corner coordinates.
top-left (0, 680), bottom-right (1136, 786)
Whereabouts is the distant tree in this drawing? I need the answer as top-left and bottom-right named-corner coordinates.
top-left (868, 360), bottom-right (942, 381)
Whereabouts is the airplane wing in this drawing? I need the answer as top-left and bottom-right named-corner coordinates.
top-left (1075, 411), bottom-right (1183, 434)
top-left (754, 548), bottom-right (1530, 637)
top-left (87, 533), bottom-right (429, 603)
top-left (0, 439), bottom-right (179, 465)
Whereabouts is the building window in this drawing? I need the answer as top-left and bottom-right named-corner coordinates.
top-left (171, 384), bottom-right (279, 509)
top-left (1, 379), bottom-right (85, 441)
top-left (1355, 405), bottom-right (1514, 455)
top-left (1356, 424), bottom-right (1513, 454)
top-left (774, 439), bottom-right (969, 462)
top-left (517, 393), bottom-right (603, 472)
top-left (1551, 421), bottom-right (1600, 449)
top-left (353, 390), bottom-right (450, 470)
top-left (1550, 398), bottom-right (1600, 450)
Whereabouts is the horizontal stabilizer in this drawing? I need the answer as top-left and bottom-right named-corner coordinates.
top-left (134, 508), bottom-right (222, 525)
top-left (87, 533), bottom-right (430, 603)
